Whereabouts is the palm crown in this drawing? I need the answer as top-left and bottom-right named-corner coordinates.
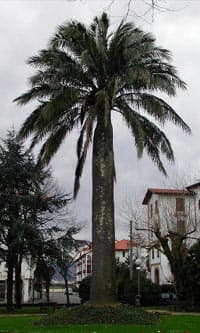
top-left (15, 13), bottom-right (190, 197)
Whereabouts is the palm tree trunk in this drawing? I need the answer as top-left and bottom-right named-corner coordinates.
top-left (90, 109), bottom-right (116, 304)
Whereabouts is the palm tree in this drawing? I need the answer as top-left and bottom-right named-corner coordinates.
top-left (15, 13), bottom-right (190, 304)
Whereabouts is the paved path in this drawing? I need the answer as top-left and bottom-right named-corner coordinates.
top-left (33, 291), bottom-right (81, 305)
top-left (0, 313), bottom-right (45, 317)
top-left (147, 309), bottom-right (200, 316)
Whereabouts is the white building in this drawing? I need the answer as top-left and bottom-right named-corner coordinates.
top-left (74, 240), bottom-right (130, 285)
top-left (74, 245), bottom-right (92, 285)
top-left (0, 259), bottom-right (34, 304)
top-left (142, 183), bottom-right (200, 285)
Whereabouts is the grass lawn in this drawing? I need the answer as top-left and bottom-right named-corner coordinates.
top-left (0, 314), bottom-right (199, 333)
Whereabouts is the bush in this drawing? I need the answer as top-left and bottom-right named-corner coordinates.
top-left (118, 278), bottom-right (161, 306)
top-left (38, 304), bottom-right (162, 325)
top-left (79, 276), bottom-right (90, 303)
top-left (160, 284), bottom-right (175, 294)
top-left (79, 275), bottom-right (161, 306)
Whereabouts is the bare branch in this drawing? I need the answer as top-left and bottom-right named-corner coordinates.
top-left (124, 0), bottom-right (133, 21)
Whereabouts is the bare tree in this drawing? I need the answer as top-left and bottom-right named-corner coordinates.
top-left (140, 188), bottom-right (199, 301)
top-left (69, 0), bottom-right (192, 22)
top-left (120, 193), bottom-right (147, 245)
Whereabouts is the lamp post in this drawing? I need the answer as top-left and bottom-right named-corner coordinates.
top-left (129, 220), bottom-right (133, 281)
top-left (135, 258), bottom-right (142, 306)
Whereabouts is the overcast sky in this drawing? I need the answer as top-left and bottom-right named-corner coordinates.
top-left (1, 0), bottom-right (200, 240)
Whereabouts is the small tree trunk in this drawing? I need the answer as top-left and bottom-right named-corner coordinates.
top-left (173, 271), bottom-right (185, 302)
top-left (45, 281), bottom-right (50, 303)
top-left (15, 254), bottom-right (22, 309)
top-left (64, 278), bottom-right (70, 306)
top-left (156, 232), bottom-right (186, 302)
top-left (7, 250), bottom-right (14, 311)
top-left (90, 108), bottom-right (116, 304)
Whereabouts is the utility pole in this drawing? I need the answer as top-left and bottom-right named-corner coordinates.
top-left (129, 220), bottom-right (133, 280)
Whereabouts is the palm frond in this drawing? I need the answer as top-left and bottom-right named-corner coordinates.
top-left (28, 48), bottom-right (95, 90)
top-left (14, 85), bottom-right (52, 105)
top-left (118, 93), bottom-right (191, 134)
top-left (18, 105), bottom-right (43, 139)
top-left (116, 100), bottom-right (144, 157)
top-left (37, 125), bottom-right (68, 165)
top-left (15, 13), bottom-right (190, 193)
top-left (118, 101), bottom-right (174, 174)
top-left (147, 62), bottom-right (186, 94)
top-left (74, 115), bottom-right (94, 198)
top-left (18, 87), bottom-right (81, 141)
top-left (50, 21), bottom-right (100, 76)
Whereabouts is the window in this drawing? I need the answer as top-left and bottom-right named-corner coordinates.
top-left (87, 255), bottom-right (91, 263)
top-left (87, 265), bottom-right (92, 274)
top-left (198, 200), bottom-right (200, 210)
top-left (176, 198), bottom-right (185, 213)
top-left (0, 281), bottom-right (6, 301)
top-left (122, 251), bottom-right (126, 257)
top-left (152, 248), bottom-right (154, 259)
top-left (157, 249), bottom-right (159, 258)
top-left (150, 204), bottom-right (153, 217)
top-left (155, 200), bottom-right (159, 214)
top-left (154, 268), bottom-right (160, 285)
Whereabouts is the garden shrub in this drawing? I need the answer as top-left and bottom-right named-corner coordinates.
top-left (79, 275), bottom-right (161, 306)
top-left (118, 278), bottom-right (161, 306)
top-left (38, 304), bottom-right (162, 325)
top-left (79, 276), bottom-right (90, 303)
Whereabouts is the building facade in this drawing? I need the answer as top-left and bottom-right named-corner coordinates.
top-left (143, 183), bottom-right (200, 285)
top-left (0, 259), bottom-right (34, 304)
top-left (74, 240), bottom-right (130, 285)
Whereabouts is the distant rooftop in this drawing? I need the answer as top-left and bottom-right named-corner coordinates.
top-left (115, 239), bottom-right (129, 250)
top-left (186, 182), bottom-right (200, 190)
top-left (73, 239), bottom-right (136, 262)
top-left (143, 188), bottom-right (193, 205)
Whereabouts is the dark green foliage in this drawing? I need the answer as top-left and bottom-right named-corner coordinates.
top-left (0, 130), bottom-right (45, 310)
top-left (15, 13), bottom-right (190, 190)
top-left (180, 240), bottom-right (200, 306)
top-left (116, 261), bottom-right (161, 306)
top-left (79, 277), bottom-right (91, 303)
top-left (160, 284), bottom-right (176, 293)
top-left (79, 272), bottom-right (161, 306)
top-left (0, 130), bottom-right (69, 309)
top-left (118, 278), bottom-right (161, 306)
top-left (39, 304), bottom-right (161, 325)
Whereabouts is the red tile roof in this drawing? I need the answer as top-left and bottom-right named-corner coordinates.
top-left (74, 240), bottom-right (130, 261)
top-left (115, 239), bottom-right (129, 250)
top-left (142, 188), bottom-right (193, 205)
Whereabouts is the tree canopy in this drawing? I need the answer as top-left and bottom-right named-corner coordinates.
top-left (0, 130), bottom-right (70, 309)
